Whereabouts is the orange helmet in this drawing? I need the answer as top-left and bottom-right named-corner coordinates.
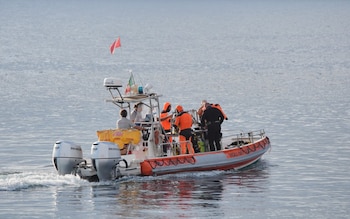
top-left (176, 105), bottom-right (184, 113)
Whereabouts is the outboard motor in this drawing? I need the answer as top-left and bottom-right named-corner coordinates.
top-left (91, 141), bottom-right (122, 181)
top-left (52, 141), bottom-right (85, 175)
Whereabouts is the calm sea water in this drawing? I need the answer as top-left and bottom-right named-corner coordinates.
top-left (1, 0), bottom-right (350, 218)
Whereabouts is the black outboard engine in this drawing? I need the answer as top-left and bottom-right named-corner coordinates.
top-left (91, 141), bottom-right (122, 181)
top-left (52, 141), bottom-right (85, 175)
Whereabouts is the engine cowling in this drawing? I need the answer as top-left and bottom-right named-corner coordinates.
top-left (91, 141), bottom-right (122, 181)
top-left (52, 141), bottom-right (85, 175)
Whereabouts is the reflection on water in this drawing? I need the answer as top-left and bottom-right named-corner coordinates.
top-left (224, 159), bottom-right (270, 192)
top-left (53, 159), bottom-right (270, 218)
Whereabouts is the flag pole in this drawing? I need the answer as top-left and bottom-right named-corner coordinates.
top-left (110, 36), bottom-right (123, 85)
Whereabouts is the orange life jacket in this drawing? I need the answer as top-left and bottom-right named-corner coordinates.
top-left (174, 112), bottom-right (192, 131)
top-left (198, 103), bottom-right (227, 120)
top-left (211, 103), bottom-right (228, 120)
top-left (160, 112), bottom-right (171, 130)
top-left (161, 102), bottom-right (172, 130)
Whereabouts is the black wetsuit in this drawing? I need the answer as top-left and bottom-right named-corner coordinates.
top-left (201, 106), bottom-right (224, 151)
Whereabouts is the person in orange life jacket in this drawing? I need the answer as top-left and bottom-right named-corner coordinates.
top-left (174, 105), bottom-right (195, 154)
top-left (160, 102), bottom-right (173, 142)
top-left (198, 100), bottom-right (228, 120)
top-left (201, 103), bottom-right (224, 151)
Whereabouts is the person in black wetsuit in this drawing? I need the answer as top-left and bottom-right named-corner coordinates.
top-left (201, 103), bottom-right (224, 151)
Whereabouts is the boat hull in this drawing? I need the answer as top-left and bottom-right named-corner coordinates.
top-left (140, 136), bottom-right (270, 176)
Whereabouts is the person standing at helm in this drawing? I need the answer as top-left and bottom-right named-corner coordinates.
top-left (130, 102), bottom-right (143, 125)
top-left (174, 105), bottom-right (194, 154)
top-left (160, 102), bottom-right (173, 142)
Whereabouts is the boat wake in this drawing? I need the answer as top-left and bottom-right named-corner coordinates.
top-left (0, 169), bottom-right (89, 191)
top-left (0, 169), bottom-right (225, 191)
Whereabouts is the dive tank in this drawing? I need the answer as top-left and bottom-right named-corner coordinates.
top-left (52, 141), bottom-right (84, 175)
top-left (90, 141), bottom-right (122, 181)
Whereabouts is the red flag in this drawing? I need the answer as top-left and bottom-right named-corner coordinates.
top-left (110, 37), bottom-right (121, 54)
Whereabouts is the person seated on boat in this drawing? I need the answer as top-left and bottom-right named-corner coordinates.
top-left (160, 102), bottom-right (173, 142)
top-left (201, 103), bottom-right (224, 151)
top-left (117, 109), bottom-right (144, 131)
top-left (130, 102), bottom-right (144, 125)
top-left (174, 105), bottom-right (195, 154)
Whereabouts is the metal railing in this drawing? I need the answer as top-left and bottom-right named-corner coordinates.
top-left (156, 141), bottom-right (194, 157)
top-left (225, 129), bottom-right (266, 147)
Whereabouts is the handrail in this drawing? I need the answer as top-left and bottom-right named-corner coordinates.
top-left (223, 129), bottom-right (266, 146)
top-left (156, 140), bottom-right (193, 157)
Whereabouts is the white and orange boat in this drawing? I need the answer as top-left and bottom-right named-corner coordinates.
top-left (52, 76), bottom-right (271, 181)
